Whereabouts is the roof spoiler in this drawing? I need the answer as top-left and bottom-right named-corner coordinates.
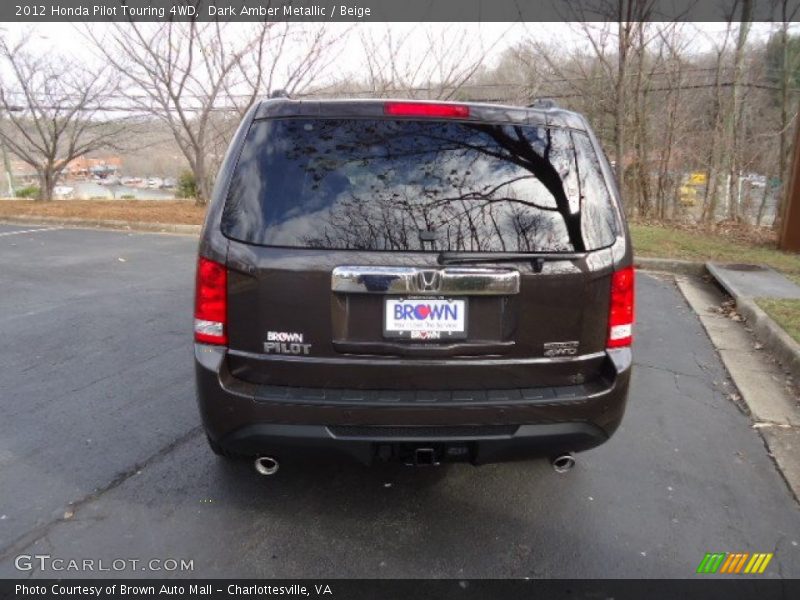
top-left (528, 98), bottom-right (558, 109)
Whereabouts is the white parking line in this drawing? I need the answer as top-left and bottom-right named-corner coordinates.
top-left (0, 227), bottom-right (62, 237)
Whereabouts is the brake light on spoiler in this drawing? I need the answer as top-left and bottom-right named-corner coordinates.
top-left (384, 102), bottom-right (470, 118)
top-left (607, 266), bottom-right (635, 348)
top-left (194, 256), bottom-right (228, 345)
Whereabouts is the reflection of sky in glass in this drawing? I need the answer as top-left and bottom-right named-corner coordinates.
top-left (222, 119), bottom-right (617, 252)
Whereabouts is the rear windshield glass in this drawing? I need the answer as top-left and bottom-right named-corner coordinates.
top-left (221, 118), bottom-right (618, 252)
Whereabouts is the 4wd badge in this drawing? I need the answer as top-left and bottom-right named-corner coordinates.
top-left (543, 341), bottom-right (579, 357)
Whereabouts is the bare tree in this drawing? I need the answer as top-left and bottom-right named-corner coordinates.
top-left (629, 22), bottom-right (656, 216)
top-left (723, 0), bottom-right (754, 222)
top-left (87, 17), bottom-right (340, 205)
top-left (0, 38), bottom-right (124, 201)
top-left (770, 0), bottom-right (800, 229)
top-left (566, 2), bottom-right (655, 191)
top-left (354, 25), bottom-right (498, 99)
top-left (652, 24), bottom-right (692, 220)
top-left (700, 21), bottom-right (736, 224)
top-left (517, 3), bottom-right (654, 216)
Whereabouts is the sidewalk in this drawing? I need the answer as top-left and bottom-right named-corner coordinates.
top-left (707, 263), bottom-right (800, 383)
top-left (707, 263), bottom-right (800, 301)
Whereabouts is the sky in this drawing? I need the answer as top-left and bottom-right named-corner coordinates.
top-left (1, 21), bottom-right (798, 99)
top-left (6, 21), bottom-right (798, 73)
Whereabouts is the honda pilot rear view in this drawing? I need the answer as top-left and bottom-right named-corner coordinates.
top-left (194, 98), bottom-right (634, 470)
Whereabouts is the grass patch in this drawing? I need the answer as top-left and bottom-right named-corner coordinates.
top-left (0, 199), bottom-right (205, 226)
top-left (756, 298), bottom-right (800, 344)
top-left (630, 222), bottom-right (800, 277)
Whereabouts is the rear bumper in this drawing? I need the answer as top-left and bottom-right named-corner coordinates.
top-left (218, 422), bottom-right (610, 465)
top-left (195, 345), bottom-right (632, 465)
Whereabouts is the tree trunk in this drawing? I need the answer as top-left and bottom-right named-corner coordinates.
top-left (193, 151), bottom-right (210, 207)
top-left (197, 177), bottom-right (212, 207)
top-left (702, 26), bottom-right (731, 225)
top-left (723, 3), bottom-right (752, 222)
top-left (775, 8), bottom-right (795, 231)
top-left (658, 87), bottom-right (678, 220)
top-left (755, 176), bottom-right (771, 226)
top-left (38, 169), bottom-right (56, 202)
top-left (615, 23), bottom-right (628, 207)
top-left (632, 31), bottom-right (651, 218)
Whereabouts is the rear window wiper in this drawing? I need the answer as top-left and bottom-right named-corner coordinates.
top-left (437, 251), bottom-right (586, 273)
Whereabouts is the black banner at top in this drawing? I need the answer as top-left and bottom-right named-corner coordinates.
top-left (2, 0), bottom-right (800, 23)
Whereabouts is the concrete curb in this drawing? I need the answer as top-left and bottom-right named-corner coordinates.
top-left (634, 256), bottom-right (799, 383)
top-left (633, 256), bottom-right (707, 276)
top-left (0, 215), bottom-right (202, 235)
top-left (735, 297), bottom-right (800, 383)
top-left (702, 262), bottom-right (800, 384)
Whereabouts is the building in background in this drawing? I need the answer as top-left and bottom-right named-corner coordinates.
top-left (63, 156), bottom-right (123, 179)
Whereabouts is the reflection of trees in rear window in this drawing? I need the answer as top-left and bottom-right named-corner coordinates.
top-left (222, 119), bottom-right (618, 252)
top-left (572, 131), bottom-right (618, 248)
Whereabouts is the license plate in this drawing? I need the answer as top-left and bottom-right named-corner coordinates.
top-left (383, 297), bottom-right (467, 340)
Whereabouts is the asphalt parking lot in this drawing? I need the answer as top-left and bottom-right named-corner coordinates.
top-left (0, 222), bottom-right (798, 579)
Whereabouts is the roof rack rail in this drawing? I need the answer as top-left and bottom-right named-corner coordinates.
top-left (528, 98), bottom-right (557, 109)
top-left (269, 89), bottom-right (290, 99)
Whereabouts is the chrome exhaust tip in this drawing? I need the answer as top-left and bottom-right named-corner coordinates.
top-left (254, 456), bottom-right (279, 476)
top-left (551, 453), bottom-right (576, 473)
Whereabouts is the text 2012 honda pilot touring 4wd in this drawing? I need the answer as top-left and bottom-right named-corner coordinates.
top-left (194, 97), bottom-right (634, 473)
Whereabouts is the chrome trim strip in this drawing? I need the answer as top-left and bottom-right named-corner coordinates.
top-left (227, 348), bottom-right (607, 367)
top-left (331, 266), bottom-right (520, 295)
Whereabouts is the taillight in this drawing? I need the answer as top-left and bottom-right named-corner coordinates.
top-left (384, 102), bottom-right (469, 118)
top-left (194, 256), bottom-right (227, 345)
top-left (607, 266), bottom-right (635, 348)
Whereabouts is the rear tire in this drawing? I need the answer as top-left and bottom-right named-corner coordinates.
top-left (206, 433), bottom-right (238, 459)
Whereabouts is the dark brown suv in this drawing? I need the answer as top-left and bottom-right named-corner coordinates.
top-left (194, 98), bottom-right (634, 473)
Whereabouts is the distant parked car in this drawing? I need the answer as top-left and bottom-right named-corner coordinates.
top-left (743, 173), bottom-right (766, 188)
top-left (53, 186), bottom-right (74, 199)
